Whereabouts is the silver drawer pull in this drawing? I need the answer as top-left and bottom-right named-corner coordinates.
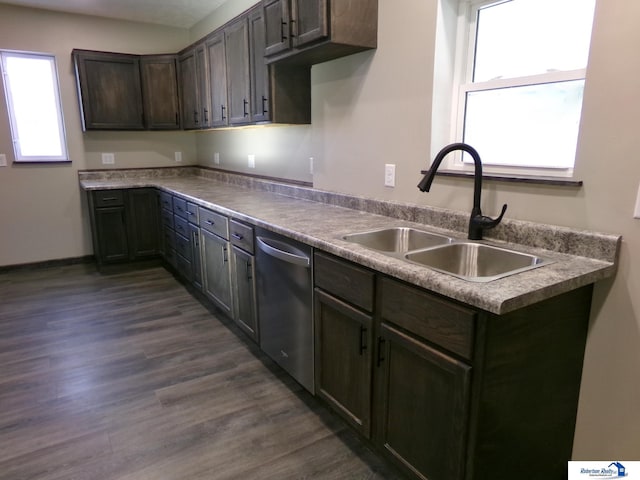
top-left (205, 220), bottom-right (214, 225)
top-left (232, 232), bottom-right (243, 240)
top-left (187, 211), bottom-right (194, 215)
top-left (101, 197), bottom-right (118, 201)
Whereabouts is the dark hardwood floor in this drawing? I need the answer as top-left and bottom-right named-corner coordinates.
top-left (0, 263), bottom-right (403, 480)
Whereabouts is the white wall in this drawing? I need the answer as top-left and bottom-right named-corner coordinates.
top-left (194, 0), bottom-right (640, 458)
top-left (0, 4), bottom-right (193, 266)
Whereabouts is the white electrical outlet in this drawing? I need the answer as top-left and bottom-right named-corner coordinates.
top-left (0, 153), bottom-right (7, 167)
top-left (634, 182), bottom-right (640, 219)
top-left (248, 154), bottom-right (255, 168)
top-left (174, 151), bottom-right (182, 162)
top-left (309, 157), bottom-right (314, 175)
top-left (101, 153), bottom-right (115, 165)
top-left (214, 152), bottom-right (220, 165)
top-left (384, 164), bottom-right (396, 187)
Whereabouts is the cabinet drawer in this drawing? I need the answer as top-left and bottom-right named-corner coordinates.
top-left (174, 215), bottom-right (189, 238)
top-left (314, 252), bottom-right (375, 312)
top-left (186, 202), bottom-right (199, 224)
top-left (161, 208), bottom-right (174, 229)
top-left (94, 190), bottom-right (124, 207)
top-left (173, 197), bottom-right (188, 219)
top-left (380, 277), bottom-right (476, 360)
top-left (199, 207), bottom-right (229, 239)
top-left (160, 191), bottom-right (173, 211)
top-left (175, 232), bottom-right (191, 261)
top-left (229, 220), bottom-right (254, 254)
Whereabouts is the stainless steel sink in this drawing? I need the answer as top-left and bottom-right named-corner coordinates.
top-left (404, 242), bottom-right (553, 282)
top-left (342, 227), bottom-right (453, 255)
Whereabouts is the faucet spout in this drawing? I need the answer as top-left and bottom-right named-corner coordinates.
top-left (417, 142), bottom-right (507, 241)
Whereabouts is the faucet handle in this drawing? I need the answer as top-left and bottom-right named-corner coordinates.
top-left (469, 204), bottom-right (508, 240)
top-left (485, 203), bottom-right (508, 228)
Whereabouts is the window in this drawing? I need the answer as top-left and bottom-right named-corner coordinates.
top-left (1, 51), bottom-right (68, 162)
top-left (438, 0), bottom-right (596, 177)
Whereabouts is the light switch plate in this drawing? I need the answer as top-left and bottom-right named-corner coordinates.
top-left (174, 151), bottom-right (182, 162)
top-left (0, 153), bottom-right (7, 167)
top-left (248, 154), bottom-right (255, 169)
top-left (214, 152), bottom-right (220, 164)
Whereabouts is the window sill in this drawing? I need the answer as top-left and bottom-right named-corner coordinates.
top-left (420, 170), bottom-right (583, 187)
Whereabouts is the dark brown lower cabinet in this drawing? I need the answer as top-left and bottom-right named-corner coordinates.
top-left (127, 188), bottom-right (160, 259)
top-left (93, 205), bottom-right (129, 264)
top-left (88, 188), bottom-right (159, 267)
top-left (375, 323), bottom-right (470, 480)
top-left (314, 288), bottom-right (373, 438)
top-left (314, 251), bottom-right (593, 480)
top-left (231, 246), bottom-right (258, 341)
top-left (201, 229), bottom-right (233, 316)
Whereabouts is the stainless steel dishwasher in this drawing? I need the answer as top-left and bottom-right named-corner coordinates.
top-left (255, 227), bottom-right (314, 393)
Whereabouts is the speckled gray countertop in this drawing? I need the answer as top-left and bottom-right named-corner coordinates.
top-left (79, 167), bottom-right (621, 315)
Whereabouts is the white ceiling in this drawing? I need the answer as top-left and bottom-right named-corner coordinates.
top-left (1, 0), bottom-right (230, 28)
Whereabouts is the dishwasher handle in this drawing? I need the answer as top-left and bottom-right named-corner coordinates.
top-left (256, 236), bottom-right (310, 268)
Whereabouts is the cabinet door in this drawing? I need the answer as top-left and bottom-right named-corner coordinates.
top-left (249, 7), bottom-right (270, 123)
top-left (375, 323), bottom-right (471, 480)
top-left (292, 0), bottom-right (328, 48)
top-left (231, 246), bottom-right (258, 342)
top-left (178, 49), bottom-right (200, 129)
top-left (127, 189), bottom-right (160, 259)
top-left (140, 55), bottom-right (180, 129)
top-left (195, 44), bottom-right (211, 128)
top-left (225, 18), bottom-right (251, 125)
top-left (263, 0), bottom-right (291, 57)
top-left (73, 50), bottom-right (144, 130)
top-left (94, 206), bottom-right (129, 263)
top-left (206, 32), bottom-right (229, 127)
top-left (190, 223), bottom-right (203, 290)
top-left (201, 229), bottom-right (233, 315)
top-left (315, 289), bottom-right (373, 438)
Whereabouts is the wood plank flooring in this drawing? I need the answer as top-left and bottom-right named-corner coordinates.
top-left (0, 264), bottom-right (403, 480)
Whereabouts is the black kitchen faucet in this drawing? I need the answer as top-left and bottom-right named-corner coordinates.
top-left (418, 142), bottom-right (507, 240)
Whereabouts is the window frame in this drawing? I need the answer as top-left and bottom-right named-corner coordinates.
top-left (441, 0), bottom-right (593, 178)
top-left (0, 50), bottom-right (69, 163)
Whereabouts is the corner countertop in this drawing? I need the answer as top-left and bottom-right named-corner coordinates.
top-left (79, 168), bottom-right (620, 315)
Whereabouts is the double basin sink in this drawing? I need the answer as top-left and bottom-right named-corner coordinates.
top-left (342, 227), bottom-right (553, 282)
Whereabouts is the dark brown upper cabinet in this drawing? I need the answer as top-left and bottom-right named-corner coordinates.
top-left (140, 55), bottom-right (180, 130)
top-left (263, 0), bottom-right (378, 65)
top-left (225, 17), bottom-right (252, 126)
top-left (247, 5), bottom-right (311, 125)
top-left (178, 44), bottom-right (210, 130)
top-left (73, 50), bottom-right (145, 130)
top-left (205, 32), bottom-right (229, 128)
top-left (73, 49), bottom-right (181, 131)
